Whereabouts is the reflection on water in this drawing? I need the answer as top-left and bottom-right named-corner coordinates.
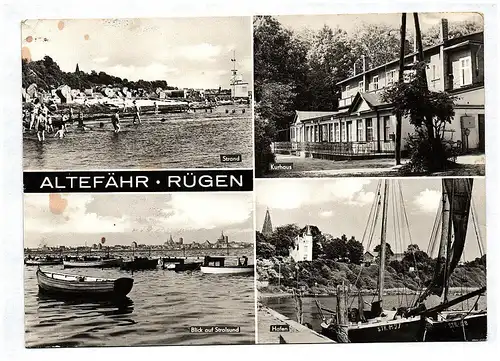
top-left (23, 112), bottom-right (252, 170)
top-left (25, 261), bottom-right (255, 347)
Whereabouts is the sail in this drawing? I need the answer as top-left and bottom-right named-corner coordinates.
top-left (444, 178), bottom-right (473, 278)
top-left (416, 178), bottom-right (473, 304)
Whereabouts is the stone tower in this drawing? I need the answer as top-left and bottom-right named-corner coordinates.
top-left (262, 209), bottom-right (273, 237)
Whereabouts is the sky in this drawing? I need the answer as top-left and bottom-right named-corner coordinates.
top-left (276, 12), bottom-right (484, 36)
top-left (256, 178), bottom-right (486, 261)
top-left (21, 17), bottom-right (252, 89)
top-left (24, 192), bottom-right (254, 248)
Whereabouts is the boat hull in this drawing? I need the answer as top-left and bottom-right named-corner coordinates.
top-left (424, 312), bottom-right (487, 341)
top-left (25, 259), bottom-right (62, 266)
top-left (36, 269), bottom-right (133, 299)
top-left (63, 259), bottom-right (123, 269)
top-left (174, 262), bottom-right (202, 272)
top-left (200, 265), bottom-right (254, 275)
top-left (322, 317), bottom-right (423, 343)
top-left (120, 258), bottom-right (158, 271)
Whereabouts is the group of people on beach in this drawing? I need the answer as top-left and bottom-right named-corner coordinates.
top-left (24, 98), bottom-right (146, 139)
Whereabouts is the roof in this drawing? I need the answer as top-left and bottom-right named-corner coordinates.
top-left (294, 110), bottom-right (339, 124)
top-left (337, 31), bottom-right (484, 86)
top-left (348, 91), bottom-right (391, 113)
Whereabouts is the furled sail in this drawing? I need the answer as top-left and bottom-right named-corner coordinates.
top-left (416, 178), bottom-right (473, 304)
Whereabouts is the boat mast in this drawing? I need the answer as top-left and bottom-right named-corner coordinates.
top-left (378, 179), bottom-right (389, 303)
top-left (443, 181), bottom-right (455, 304)
top-left (231, 50), bottom-right (237, 100)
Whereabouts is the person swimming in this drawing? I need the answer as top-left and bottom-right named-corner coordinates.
top-left (111, 110), bottom-right (121, 133)
top-left (132, 100), bottom-right (141, 125)
top-left (54, 125), bottom-right (65, 139)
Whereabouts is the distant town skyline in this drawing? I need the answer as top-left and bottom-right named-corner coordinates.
top-left (24, 193), bottom-right (253, 248)
top-left (256, 178), bottom-right (486, 260)
top-left (21, 17), bottom-right (252, 89)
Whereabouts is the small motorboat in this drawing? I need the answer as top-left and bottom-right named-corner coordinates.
top-left (200, 256), bottom-right (254, 275)
top-left (36, 268), bottom-right (133, 299)
top-left (25, 256), bottom-right (63, 266)
top-left (161, 257), bottom-right (185, 270)
top-left (174, 262), bottom-right (202, 272)
top-left (63, 256), bottom-right (123, 269)
top-left (120, 257), bottom-right (159, 271)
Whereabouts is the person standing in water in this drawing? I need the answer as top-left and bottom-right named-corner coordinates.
top-left (29, 101), bottom-right (40, 130)
top-left (111, 110), bottom-right (121, 133)
top-left (154, 101), bottom-right (159, 115)
top-left (132, 100), bottom-right (141, 125)
top-left (69, 107), bottom-right (74, 123)
top-left (35, 111), bottom-right (46, 141)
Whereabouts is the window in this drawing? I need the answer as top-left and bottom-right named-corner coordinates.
top-left (372, 76), bottom-right (379, 90)
top-left (341, 122), bottom-right (346, 142)
top-left (334, 123), bottom-right (340, 142)
top-left (357, 120), bottom-right (364, 141)
top-left (459, 56), bottom-right (472, 86)
top-left (384, 116), bottom-right (391, 141)
top-left (386, 70), bottom-right (396, 85)
top-left (345, 85), bottom-right (351, 92)
top-left (359, 80), bottom-right (364, 91)
top-left (329, 124), bottom-right (333, 142)
top-left (366, 118), bottom-right (373, 141)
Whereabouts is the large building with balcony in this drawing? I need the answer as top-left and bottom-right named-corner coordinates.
top-left (287, 19), bottom-right (484, 159)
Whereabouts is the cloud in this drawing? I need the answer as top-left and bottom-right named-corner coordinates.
top-left (93, 56), bottom-right (109, 63)
top-left (159, 193), bottom-right (252, 230)
top-left (176, 43), bottom-right (222, 62)
top-left (256, 179), bottom-right (374, 210)
top-left (413, 189), bottom-right (441, 213)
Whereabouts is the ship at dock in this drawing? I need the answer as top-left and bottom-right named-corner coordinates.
top-left (319, 178), bottom-right (486, 342)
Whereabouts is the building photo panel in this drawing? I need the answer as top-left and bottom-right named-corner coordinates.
top-left (22, 17), bottom-right (253, 170)
top-left (254, 13), bottom-right (485, 178)
top-left (24, 192), bottom-right (255, 347)
top-left (255, 178), bottom-right (486, 343)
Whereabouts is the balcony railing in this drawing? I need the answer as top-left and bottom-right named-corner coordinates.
top-left (273, 141), bottom-right (395, 157)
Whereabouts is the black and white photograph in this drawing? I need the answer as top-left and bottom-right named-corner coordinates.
top-left (255, 178), bottom-right (486, 343)
top-left (21, 17), bottom-right (253, 170)
top-left (23, 192), bottom-right (255, 347)
top-left (254, 13), bottom-right (485, 178)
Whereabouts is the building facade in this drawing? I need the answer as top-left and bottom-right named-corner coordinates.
top-left (289, 225), bottom-right (313, 262)
top-left (287, 19), bottom-right (484, 158)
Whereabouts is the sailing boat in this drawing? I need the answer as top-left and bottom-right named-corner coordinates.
top-left (407, 178), bottom-right (487, 341)
top-left (320, 179), bottom-right (423, 342)
top-left (320, 178), bottom-right (486, 342)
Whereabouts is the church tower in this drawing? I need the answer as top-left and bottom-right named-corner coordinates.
top-left (262, 209), bottom-right (273, 237)
top-left (75, 63), bottom-right (80, 73)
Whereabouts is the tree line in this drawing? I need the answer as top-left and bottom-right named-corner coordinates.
top-left (22, 56), bottom-right (176, 93)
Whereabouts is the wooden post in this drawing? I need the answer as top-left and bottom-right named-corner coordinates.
top-left (395, 13), bottom-right (406, 165)
top-left (336, 284), bottom-right (350, 343)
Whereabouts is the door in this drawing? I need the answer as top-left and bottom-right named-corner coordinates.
top-left (478, 114), bottom-right (485, 152)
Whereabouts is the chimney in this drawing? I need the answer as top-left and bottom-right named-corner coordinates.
top-left (440, 19), bottom-right (449, 43)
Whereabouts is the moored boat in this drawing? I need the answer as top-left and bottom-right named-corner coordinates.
top-left (25, 256), bottom-right (63, 266)
top-left (120, 257), bottom-right (159, 271)
top-left (174, 262), bottom-right (202, 272)
top-left (63, 257), bottom-right (123, 269)
top-left (200, 256), bottom-right (254, 275)
top-left (36, 268), bottom-right (133, 299)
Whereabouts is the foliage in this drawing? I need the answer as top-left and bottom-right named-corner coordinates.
top-left (268, 224), bottom-right (301, 257)
top-left (346, 237), bottom-right (364, 265)
top-left (254, 115), bottom-right (276, 177)
top-left (422, 20), bottom-right (483, 47)
top-left (374, 243), bottom-right (394, 266)
top-left (22, 56), bottom-right (173, 93)
top-left (382, 62), bottom-right (456, 172)
top-left (256, 231), bottom-right (276, 259)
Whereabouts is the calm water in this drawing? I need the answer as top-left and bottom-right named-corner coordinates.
top-left (23, 110), bottom-right (252, 170)
top-left (25, 255), bottom-right (255, 347)
top-left (262, 294), bottom-right (487, 334)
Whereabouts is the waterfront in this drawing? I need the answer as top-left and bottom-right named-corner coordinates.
top-left (261, 294), bottom-right (487, 337)
top-left (25, 255), bottom-right (255, 347)
top-left (23, 108), bottom-right (252, 170)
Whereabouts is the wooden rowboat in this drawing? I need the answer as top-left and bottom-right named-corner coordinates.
top-left (25, 257), bottom-right (62, 266)
top-left (174, 262), bottom-right (202, 272)
top-left (36, 268), bottom-right (133, 299)
top-left (36, 268), bottom-right (133, 298)
top-left (63, 258), bottom-right (123, 269)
